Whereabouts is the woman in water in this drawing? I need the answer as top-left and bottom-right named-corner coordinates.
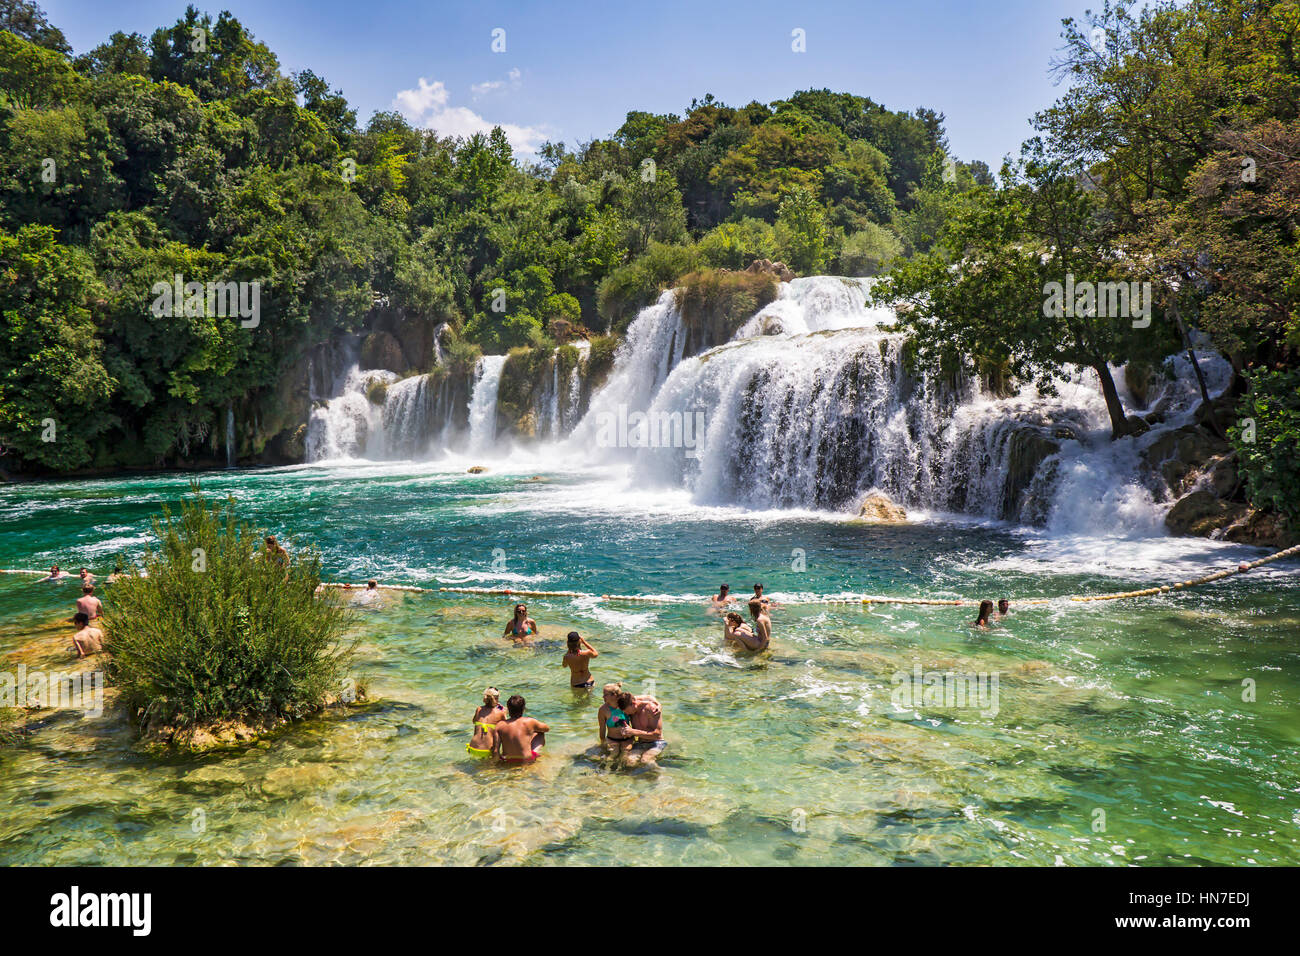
top-left (563, 631), bottom-right (598, 689)
top-left (972, 600), bottom-right (994, 629)
top-left (467, 687), bottom-right (506, 759)
top-left (724, 611), bottom-right (765, 652)
top-left (597, 683), bottom-right (656, 759)
top-left (503, 603), bottom-right (538, 644)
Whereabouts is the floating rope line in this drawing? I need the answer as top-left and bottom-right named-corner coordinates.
top-left (7, 541), bottom-right (1299, 606)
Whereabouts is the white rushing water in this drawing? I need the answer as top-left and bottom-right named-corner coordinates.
top-left (305, 275), bottom-right (1231, 536)
top-left (466, 355), bottom-right (507, 454)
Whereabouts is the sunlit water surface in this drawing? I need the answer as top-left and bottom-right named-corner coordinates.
top-left (1, 460), bottom-right (1297, 865)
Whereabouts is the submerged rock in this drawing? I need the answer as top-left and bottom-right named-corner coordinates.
top-left (856, 493), bottom-right (907, 523)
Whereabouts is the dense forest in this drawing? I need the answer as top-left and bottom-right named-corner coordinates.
top-left (0, 0), bottom-right (1296, 526)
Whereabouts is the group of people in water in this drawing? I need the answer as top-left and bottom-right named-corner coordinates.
top-left (38, 564), bottom-right (107, 658)
top-left (972, 598), bottom-right (1011, 628)
top-left (709, 582), bottom-right (778, 652)
top-left (474, 584), bottom-right (773, 768)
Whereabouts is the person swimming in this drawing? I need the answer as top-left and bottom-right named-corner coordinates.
top-left (494, 695), bottom-right (549, 763)
top-left (71, 612), bottom-right (104, 658)
top-left (708, 584), bottom-right (734, 612)
top-left (503, 603), bottom-right (538, 643)
top-left (747, 597), bottom-right (772, 650)
top-left (724, 611), bottom-right (765, 652)
top-left (467, 687), bottom-right (506, 758)
top-left (972, 600), bottom-right (994, 629)
top-left (996, 599), bottom-right (1010, 619)
top-left (563, 631), bottom-right (598, 688)
top-left (40, 564), bottom-right (70, 582)
top-left (597, 683), bottom-right (649, 758)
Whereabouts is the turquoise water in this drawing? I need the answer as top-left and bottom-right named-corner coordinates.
top-left (1, 460), bottom-right (1298, 865)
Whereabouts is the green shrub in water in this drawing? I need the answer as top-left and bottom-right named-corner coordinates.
top-left (104, 486), bottom-right (355, 732)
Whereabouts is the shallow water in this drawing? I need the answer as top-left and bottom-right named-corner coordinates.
top-left (1, 460), bottom-right (1298, 865)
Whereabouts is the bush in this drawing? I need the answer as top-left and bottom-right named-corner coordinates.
top-left (444, 336), bottom-right (483, 377)
top-left (104, 487), bottom-right (355, 732)
top-left (366, 378), bottom-right (389, 405)
top-left (596, 241), bottom-right (700, 330)
top-left (834, 222), bottom-right (903, 276)
top-left (676, 268), bottom-right (779, 349)
top-left (1233, 367), bottom-right (1300, 523)
top-left (696, 218), bottom-right (777, 270)
top-left (586, 333), bottom-right (621, 387)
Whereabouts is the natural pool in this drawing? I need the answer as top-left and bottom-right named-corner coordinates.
top-left (1, 460), bottom-right (1297, 865)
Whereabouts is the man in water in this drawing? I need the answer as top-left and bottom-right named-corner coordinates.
top-left (79, 567), bottom-right (95, 587)
top-left (562, 631), bottom-right (598, 689)
top-left (71, 612), bottom-right (104, 658)
top-left (493, 695), bottom-right (549, 763)
top-left (708, 584), bottom-right (734, 612)
top-left (752, 583), bottom-right (782, 609)
top-left (41, 564), bottom-right (71, 582)
top-left (619, 691), bottom-right (666, 766)
top-left (996, 599), bottom-right (1010, 620)
top-left (106, 565), bottom-right (125, 583)
top-left (76, 584), bottom-right (103, 621)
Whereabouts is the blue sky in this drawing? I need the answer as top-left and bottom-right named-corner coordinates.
top-left (42, 0), bottom-right (1092, 165)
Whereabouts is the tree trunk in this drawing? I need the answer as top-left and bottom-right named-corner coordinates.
top-left (1094, 361), bottom-right (1131, 440)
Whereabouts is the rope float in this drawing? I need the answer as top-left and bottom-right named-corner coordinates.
top-left (7, 541), bottom-right (1299, 607)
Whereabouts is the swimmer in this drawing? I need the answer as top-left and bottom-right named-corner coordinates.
top-left (503, 603), bottom-right (539, 644)
top-left (106, 565), bottom-right (125, 584)
top-left (996, 599), bottom-right (1010, 620)
top-left (79, 567), bottom-right (95, 587)
top-left (751, 582), bottom-right (782, 609)
top-left (563, 631), bottom-right (598, 689)
top-left (707, 583), bottom-right (734, 612)
top-left (724, 611), bottom-right (765, 652)
top-left (597, 684), bottom-right (659, 760)
top-left (467, 687), bottom-right (506, 759)
top-left (748, 596), bottom-right (773, 649)
top-left (76, 584), bottom-right (103, 621)
top-left (617, 691), bottom-right (666, 767)
top-left (972, 600), bottom-right (994, 629)
top-left (493, 695), bottom-right (549, 763)
top-left (71, 612), bottom-right (104, 658)
top-left (40, 564), bottom-right (71, 582)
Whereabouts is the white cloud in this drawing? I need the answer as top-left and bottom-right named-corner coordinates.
top-left (471, 67), bottom-right (523, 99)
top-left (393, 75), bottom-right (545, 156)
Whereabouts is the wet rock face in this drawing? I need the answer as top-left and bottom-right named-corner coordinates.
top-left (1003, 428), bottom-right (1061, 520)
top-left (1141, 424), bottom-right (1231, 497)
top-left (1165, 489), bottom-right (1248, 537)
top-left (360, 331), bottom-right (407, 374)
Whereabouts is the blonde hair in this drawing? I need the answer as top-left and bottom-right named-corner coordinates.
top-left (483, 686), bottom-right (500, 706)
top-left (602, 682), bottom-right (622, 697)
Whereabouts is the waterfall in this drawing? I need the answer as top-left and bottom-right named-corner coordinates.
top-left (568, 275), bottom-right (1230, 528)
top-left (467, 355), bottom-right (507, 454)
top-left (225, 406), bottom-right (235, 468)
top-left (301, 274), bottom-right (1230, 534)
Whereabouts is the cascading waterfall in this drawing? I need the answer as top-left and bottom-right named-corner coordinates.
top-left (567, 276), bottom-right (1229, 529)
top-left (303, 275), bottom-right (1229, 533)
top-left (467, 355), bottom-right (507, 454)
